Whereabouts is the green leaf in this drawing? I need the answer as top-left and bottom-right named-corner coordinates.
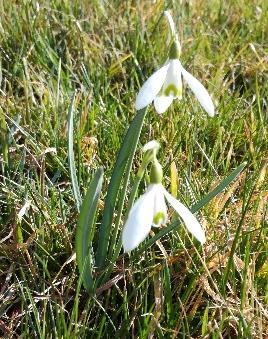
top-left (134, 162), bottom-right (247, 256)
top-left (201, 304), bottom-right (209, 336)
top-left (76, 167), bottom-right (104, 292)
top-left (163, 265), bottom-right (173, 325)
top-left (96, 108), bottom-right (147, 268)
top-left (0, 107), bottom-right (9, 167)
top-left (68, 92), bottom-right (82, 211)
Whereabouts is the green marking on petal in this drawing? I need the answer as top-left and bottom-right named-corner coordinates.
top-left (153, 211), bottom-right (165, 225)
top-left (164, 84), bottom-right (181, 97)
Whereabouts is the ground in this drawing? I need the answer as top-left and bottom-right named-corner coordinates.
top-left (0, 1), bottom-right (267, 338)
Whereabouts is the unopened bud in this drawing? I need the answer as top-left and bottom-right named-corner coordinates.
top-left (150, 160), bottom-right (163, 184)
top-left (169, 40), bottom-right (181, 59)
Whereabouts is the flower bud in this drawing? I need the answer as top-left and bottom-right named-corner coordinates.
top-left (169, 40), bottom-right (181, 59)
top-left (150, 159), bottom-right (163, 184)
top-left (140, 140), bottom-right (160, 173)
top-left (143, 140), bottom-right (160, 153)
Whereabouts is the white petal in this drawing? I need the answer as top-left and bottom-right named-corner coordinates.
top-left (135, 64), bottom-right (169, 111)
top-left (152, 184), bottom-right (167, 227)
top-left (163, 59), bottom-right (182, 98)
top-left (163, 189), bottom-right (206, 244)
top-left (181, 66), bottom-right (215, 117)
top-left (142, 140), bottom-right (160, 153)
top-left (122, 188), bottom-right (154, 252)
top-left (154, 95), bottom-right (174, 114)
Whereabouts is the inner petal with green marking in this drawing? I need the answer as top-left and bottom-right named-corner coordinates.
top-left (153, 211), bottom-right (166, 225)
top-left (164, 83), bottom-right (182, 97)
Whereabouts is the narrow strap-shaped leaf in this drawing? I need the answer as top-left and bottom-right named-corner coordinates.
top-left (133, 161), bottom-right (247, 256)
top-left (107, 157), bottom-right (133, 259)
top-left (96, 108), bottom-right (147, 268)
top-left (68, 92), bottom-right (82, 211)
top-left (76, 167), bottom-right (104, 292)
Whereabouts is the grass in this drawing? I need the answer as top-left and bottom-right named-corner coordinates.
top-left (0, 0), bottom-right (267, 337)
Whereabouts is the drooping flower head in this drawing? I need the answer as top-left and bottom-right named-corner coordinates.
top-left (122, 142), bottom-right (206, 252)
top-left (135, 11), bottom-right (215, 117)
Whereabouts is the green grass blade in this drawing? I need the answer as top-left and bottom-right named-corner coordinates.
top-left (190, 161), bottom-right (248, 213)
top-left (221, 183), bottom-right (253, 294)
top-left (76, 167), bottom-right (104, 292)
top-left (96, 108), bottom-right (147, 268)
top-left (68, 92), bottom-right (82, 211)
top-left (201, 304), bottom-right (209, 336)
top-left (134, 162), bottom-right (247, 256)
top-left (0, 108), bottom-right (9, 167)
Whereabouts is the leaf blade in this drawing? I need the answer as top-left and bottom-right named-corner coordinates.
top-left (96, 108), bottom-right (147, 268)
top-left (76, 167), bottom-right (104, 292)
top-left (68, 93), bottom-right (82, 211)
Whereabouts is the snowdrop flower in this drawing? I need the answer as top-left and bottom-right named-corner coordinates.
top-left (142, 140), bottom-right (160, 153)
top-left (122, 157), bottom-right (205, 252)
top-left (135, 11), bottom-right (215, 117)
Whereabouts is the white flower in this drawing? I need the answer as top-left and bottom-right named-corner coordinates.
top-left (135, 13), bottom-right (215, 117)
top-left (142, 140), bottom-right (160, 153)
top-left (122, 183), bottom-right (205, 252)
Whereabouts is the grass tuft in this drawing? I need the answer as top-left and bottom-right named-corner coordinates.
top-left (0, 0), bottom-right (267, 337)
